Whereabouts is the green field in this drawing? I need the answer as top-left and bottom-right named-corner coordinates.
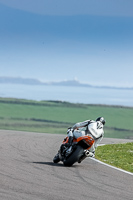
top-left (0, 97), bottom-right (133, 139)
top-left (95, 143), bottom-right (133, 173)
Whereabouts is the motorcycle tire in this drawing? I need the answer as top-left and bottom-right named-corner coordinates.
top-left (53, 153), bottom-right (60, 163)
top-left (63, 145), bottom-right (84, 167)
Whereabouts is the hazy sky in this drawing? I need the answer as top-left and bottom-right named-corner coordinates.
top-left (0, 0), bottom-right (133, 87)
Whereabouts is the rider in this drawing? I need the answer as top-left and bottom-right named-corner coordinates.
top-left (65, 117), bottom-right (106, 158)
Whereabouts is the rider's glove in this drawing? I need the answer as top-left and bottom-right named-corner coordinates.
top-left (67, 127), bottom-right (73, 134)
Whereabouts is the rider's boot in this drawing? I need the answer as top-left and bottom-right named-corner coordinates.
top-left (60, 136), bottom-right (73, 157)
top-left (65, 136), bottom-right (73, 147)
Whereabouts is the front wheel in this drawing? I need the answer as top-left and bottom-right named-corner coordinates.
top-left (53, 153), bottom-right (60, 163)
top-left (63, 145), bottom-right (84, 167)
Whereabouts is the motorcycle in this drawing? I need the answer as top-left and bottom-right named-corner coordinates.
top-left (53, 135), bottom-right (95, 166)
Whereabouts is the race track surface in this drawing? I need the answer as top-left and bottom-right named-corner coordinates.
top-left (0, 130), bottom-right (133, 200)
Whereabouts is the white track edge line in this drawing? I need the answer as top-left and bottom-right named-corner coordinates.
top-left (89, 157), bottom-right (133, 176)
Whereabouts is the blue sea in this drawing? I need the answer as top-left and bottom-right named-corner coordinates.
top-left (0, 84), bottom-right (133, 107)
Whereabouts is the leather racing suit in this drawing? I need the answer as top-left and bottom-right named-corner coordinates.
top-left (67, 120), bottom-right (104, 157)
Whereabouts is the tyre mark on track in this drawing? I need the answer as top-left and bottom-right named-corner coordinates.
top-left (75, 160), bottom-right (133, 200)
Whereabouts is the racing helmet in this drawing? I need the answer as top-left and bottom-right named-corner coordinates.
top-left (96, 117), bottom-right (106, 125)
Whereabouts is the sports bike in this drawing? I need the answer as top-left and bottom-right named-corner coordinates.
top-left (53, 135), bottom-right (95, 166)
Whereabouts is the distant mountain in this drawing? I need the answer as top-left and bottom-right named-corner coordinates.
top-left (0, 76), bottom-right (132, 90)
top-left (0, 77), bottom-right (43, 85)
top-left (49, 80), bottom-right (91, 87)
top-left (0, 77), bottom-right (89, 87)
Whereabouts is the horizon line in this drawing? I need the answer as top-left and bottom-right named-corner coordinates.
top-left (0, 76), bottom-right (133, 89)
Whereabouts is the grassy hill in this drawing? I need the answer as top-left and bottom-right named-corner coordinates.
top-left (0, 97), bottom-right (133, 139)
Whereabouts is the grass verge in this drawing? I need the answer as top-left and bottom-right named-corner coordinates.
top-left (95, 143), bottom-right (133, 173)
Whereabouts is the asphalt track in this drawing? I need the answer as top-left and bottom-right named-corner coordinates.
top-left (0, 130), bottom-right (133, 200)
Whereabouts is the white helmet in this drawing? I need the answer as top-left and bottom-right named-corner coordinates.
top-left (96, 117), bottom-right (106, 125)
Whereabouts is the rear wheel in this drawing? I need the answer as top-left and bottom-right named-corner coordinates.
top-left (63, 145), bottom-right (84, 167)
